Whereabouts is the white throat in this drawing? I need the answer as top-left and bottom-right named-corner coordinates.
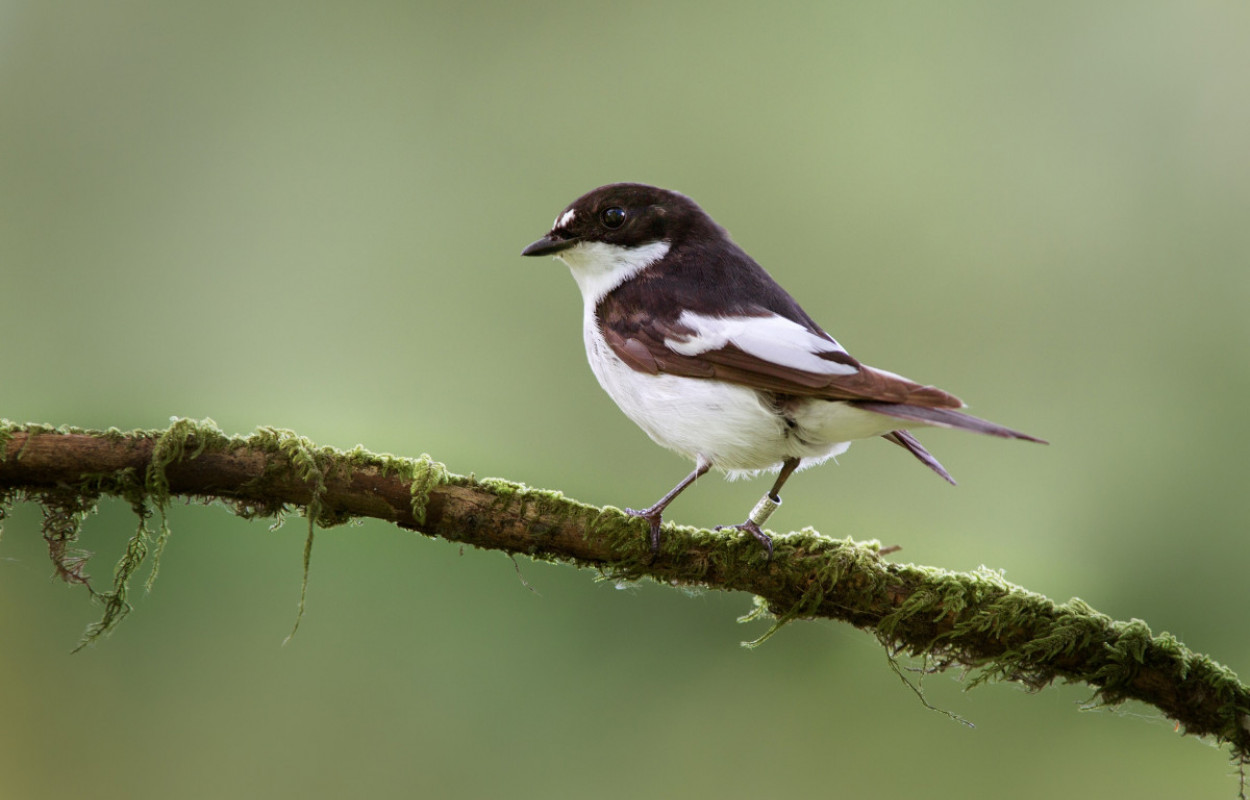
top-left (556, 240), bottom-right (671, 307)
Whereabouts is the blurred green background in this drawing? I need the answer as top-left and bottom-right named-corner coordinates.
top-left (2, 1), bottom-right (1248, 797)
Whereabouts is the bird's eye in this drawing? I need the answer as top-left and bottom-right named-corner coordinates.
top-left (601, 207), bottom-right (626, 229)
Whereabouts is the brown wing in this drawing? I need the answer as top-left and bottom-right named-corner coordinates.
top-left (598, 302), bottom-right (964, 409)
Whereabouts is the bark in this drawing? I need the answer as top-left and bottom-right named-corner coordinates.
top-left (2, 419), bottom-right (1247, 764)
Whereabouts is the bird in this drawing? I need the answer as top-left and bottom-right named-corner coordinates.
top-left (521, 183), bottom-right (1044, 557)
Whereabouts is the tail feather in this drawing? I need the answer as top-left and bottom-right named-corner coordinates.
top-left (857, 402), bottom-right (1048, 444)
top-left (883, 430), bottom-right (956, 485)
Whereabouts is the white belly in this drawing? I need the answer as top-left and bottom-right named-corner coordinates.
top-left (583, 315), bottom-right (903, 475)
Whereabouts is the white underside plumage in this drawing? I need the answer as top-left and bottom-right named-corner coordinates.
top-left (585, 320), bottom-right (901, 476)
top-left (557, 240), bottom-right (913, 478)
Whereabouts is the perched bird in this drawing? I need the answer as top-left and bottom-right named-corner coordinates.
top-left (521, 183), bottom-right (1044, 556)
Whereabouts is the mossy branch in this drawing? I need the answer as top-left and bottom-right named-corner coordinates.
top-left (2, 418), bottom-right (1249, 764)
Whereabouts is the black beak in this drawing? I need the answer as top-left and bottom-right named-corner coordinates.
top-left (521, 234), bottom-right (580, 257)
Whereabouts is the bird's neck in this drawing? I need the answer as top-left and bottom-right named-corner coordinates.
top-left (558, 240), bottom-right (672, 308)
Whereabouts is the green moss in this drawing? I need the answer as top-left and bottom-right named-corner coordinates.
top-left (0, 419), bottom-right (14, 463)
top-left (6, 419), bottom-right (1250, 761)
top-left (142, 418), bottom-right (223, 591)
top-left (476, 475), bottom-right (583, 539)
top-left (75, 498), bottom-right (152, 652)
top-left (147, 417), bottom-right (222, 500)
top-left (735, 534), bottom-right (888, 648)
top-left (246, 425), bottom-right (335, 642)
top-left (37, 487), bottom-right (101, 589)
top-left (410, 454), bottom-right (450, 525)
top-left (63, 418), bottom-right (223, 648)
top-left (4, 421), bottom-right (63, 461)
top-left (0, 420), bottom-right (15, 540)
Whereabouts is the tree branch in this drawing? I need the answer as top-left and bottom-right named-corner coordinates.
top-left (2, 418), bottom-right (1248, 763)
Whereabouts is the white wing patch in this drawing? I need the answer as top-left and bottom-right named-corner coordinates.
top-left (554, 208), bottom-right (576, 230)
top-left (665, 311), bottom-right (858, 376)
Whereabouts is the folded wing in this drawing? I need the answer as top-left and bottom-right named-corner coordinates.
top-left (599, 304), bottom-right (965, 409)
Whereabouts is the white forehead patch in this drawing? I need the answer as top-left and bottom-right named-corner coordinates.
top-left (553, 208), bottom-right (576, 231)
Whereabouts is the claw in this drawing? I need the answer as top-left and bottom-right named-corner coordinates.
top-left (715, 520), bottom-right (774, 560)
top-left (626, 507), bottom-right (664, 554)
top-left (624, 462), bottom-right (711, 556)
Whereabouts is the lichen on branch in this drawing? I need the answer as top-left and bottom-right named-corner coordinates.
top-left (1, 418), bottom-right (1248, 766)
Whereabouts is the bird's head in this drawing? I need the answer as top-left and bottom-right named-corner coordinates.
top-left (521, 183), bottom-right (724, 302)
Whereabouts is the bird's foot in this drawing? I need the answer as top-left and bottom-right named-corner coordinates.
top-left (625, 506), bottom-right (665, 555)
top-left (715, 520), bottom-right (774, 560)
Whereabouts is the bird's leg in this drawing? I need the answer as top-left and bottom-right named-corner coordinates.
top-left (718, 457), bottom-right (801, 559)
top-left (627, 459), bottom-right (711, 554)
